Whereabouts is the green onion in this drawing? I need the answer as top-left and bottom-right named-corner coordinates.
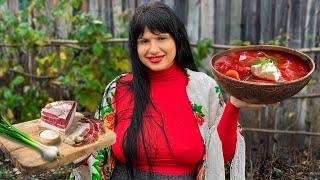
top-left (0, 115), bottom-right (59, 161)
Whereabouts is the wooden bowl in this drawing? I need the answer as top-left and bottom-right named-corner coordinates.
top-left (39, 129), bottom-right (60, 145)
top-left (210, 45), bottom-right (315, 104)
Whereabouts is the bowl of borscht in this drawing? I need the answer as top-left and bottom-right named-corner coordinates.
top-left (210, 45), bottom-right (315, 104)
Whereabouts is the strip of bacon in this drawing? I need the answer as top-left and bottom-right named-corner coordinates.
top-left (63, 116), bottom-right (106, 147)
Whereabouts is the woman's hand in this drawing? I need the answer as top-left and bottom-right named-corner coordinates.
top-left (229, 96), bottom-right (278, 108)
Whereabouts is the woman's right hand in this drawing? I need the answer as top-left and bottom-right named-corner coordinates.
top-left (229, 96), bottom-right (279, 109)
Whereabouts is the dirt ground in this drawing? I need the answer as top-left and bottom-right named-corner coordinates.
top-left (0, 134), bottom-right (319, 179)
top-left (244, 132), bottom-right (320, 180)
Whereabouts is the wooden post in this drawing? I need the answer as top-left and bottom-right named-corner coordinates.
top-left (230, 0), bottom-right (242, 43)
top-left (187, 0), bottom-right (199, 43)
top-left (260, 0), bottom-right (275, 43)
top-left (214, 0), bottom-right (227, 44)
top-left (200, 0), bottom-right (214, 39)
top-left (288, 0), bottom-right (302, 48)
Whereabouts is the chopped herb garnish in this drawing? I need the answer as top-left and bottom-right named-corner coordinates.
top-left (261, 52), bottom-right (279, 61)
top-left (243, 74), bottom-right (253, 81)
top-left (250, 52), bottom-right (280, 66)
top-left (250, 58), bottom-right (270, 66)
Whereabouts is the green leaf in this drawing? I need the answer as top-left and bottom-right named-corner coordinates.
top-left (106, 97), bottom-right (112, 105)
top-left (101, 107), bottom-right (113, 115)
top-left (196, 105), bottom-right (203, 112)
top-left (250, 58), bottom-right (269, 66)
top-left (19, 22), bottom-right (29, 29)
top-left (251, 53), bottom-right (279, 66)
top-left (97, 149), bottom-right (105, 156)
top-left (3, 89), bottom-right (12, 99)
top-left (0, 0), bottom-right (6, 5)
top-left (105, 146), bottom-right (111, 153)
top-left (93, 42), bottom-right (103, 57)
top-left (261, 52), bottom-right (279, 60)
top-left (215, 86), bottom-right (221, 94)
top-left (11, 76), bottom-right (24, 86)
top-left (92, 173), bottom-right (101, 180)
top-left (71, 0), bottom-right (82, 9)
top-left (92, 161), bottom-right (102, 175)
top-left (93, 20), bottom-right (103, 25)
top-left (96, 154), bottom-right (104, 162)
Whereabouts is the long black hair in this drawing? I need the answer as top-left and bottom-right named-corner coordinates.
top-left (123, 2), bottom-right (198, 179)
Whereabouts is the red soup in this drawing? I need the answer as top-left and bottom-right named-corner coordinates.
top-left (213, 50), bottom-right (310, 82)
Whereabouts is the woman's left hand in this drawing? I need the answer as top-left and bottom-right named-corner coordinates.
top-left (229, 96), bottom-right (278, 108)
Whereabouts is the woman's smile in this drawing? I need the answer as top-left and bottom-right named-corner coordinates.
top-left (148, 55), bottom-right (164, 63)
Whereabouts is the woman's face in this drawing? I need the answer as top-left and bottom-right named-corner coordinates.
top-left (137, 27), bottom-right (176, 71)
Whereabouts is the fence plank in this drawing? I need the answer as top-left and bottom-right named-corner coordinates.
top-left (242, 0), bottom-right (259, 44)
top-left (260, 0), bottom-right (275, 43)
top-left (174, 0), bottom-right (188, 26)
top-left (229, 0), bottom-right (242, 43)
top-left (187, 0), bottom-right (199, 42)
top-left (300, 1), bottom-right (308, 47)
top-left (316, 2), bottom-right (320, 40)
top-left (288, 0), bottom-right (302, 48)
top-left (200, 0), bottom-right (214, 39)
top-left (214, 0), bottom-right (227, 44)
top-left (305, 0), bottom-right (317, 47)
top-left (274, 0), bottom-right (290, 39)
top-left (161, 0), bottom-right (175, 9)
top-left (224, 0), bottom-right (231, 43)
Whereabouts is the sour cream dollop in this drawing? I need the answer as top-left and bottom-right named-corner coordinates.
top-left (251, 62), bottom-right (281, 81)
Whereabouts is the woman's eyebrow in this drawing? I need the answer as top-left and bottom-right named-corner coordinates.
top-left (158, 33), bottom-right (170, 36)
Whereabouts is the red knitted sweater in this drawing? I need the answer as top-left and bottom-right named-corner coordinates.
top-left (112, 63), bottom-right (239, 175)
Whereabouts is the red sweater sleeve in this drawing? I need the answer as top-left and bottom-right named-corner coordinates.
top-left (217, 100), bottom-right (240, 164)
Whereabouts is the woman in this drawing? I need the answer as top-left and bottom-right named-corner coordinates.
top-left (71, 2), bottom-right (264, 180)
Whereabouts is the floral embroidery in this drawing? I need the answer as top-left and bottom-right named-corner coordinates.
top-left (100, 90), bottom-right (116, 129)
top-left (101, 94), bottom-right (117, 180)
top-left (185, 68), bottom-right (191, 77)
top-left (238, 123), bottom-right (243, 134)
top-left (195, 113), bottom-right (205, 126)
top-left (103, 112), bottom-right (115, 130)
top-left (101, 146), bottom-right (115, 179)
top-left (185, 68), bottom-right (191, 82)
top-left (191, 103), bottom-right (205, 126)
top-left (90, 78), bottom-right (119, 180)
top-left (215, 86), bottom-right (225, 107)
top-left (92, 152), bottom-right (105, 180)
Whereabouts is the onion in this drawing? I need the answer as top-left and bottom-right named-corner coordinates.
top-left (0, 115), bottom-right (59, 161)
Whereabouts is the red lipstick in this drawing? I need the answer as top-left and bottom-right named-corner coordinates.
top-left (148, 55), bottom-right (164, 63)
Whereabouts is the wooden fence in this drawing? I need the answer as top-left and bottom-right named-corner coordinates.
top-left (2, 0), bottom-right (319, 48)
top-left (81, 0), bottom-right (320, 48)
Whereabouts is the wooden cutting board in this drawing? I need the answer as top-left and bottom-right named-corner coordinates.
top-left (0, 112), bottom-right (116, 175)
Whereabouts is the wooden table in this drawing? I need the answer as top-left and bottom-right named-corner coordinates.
top-left (0, 112), bottom-right (116, 175)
